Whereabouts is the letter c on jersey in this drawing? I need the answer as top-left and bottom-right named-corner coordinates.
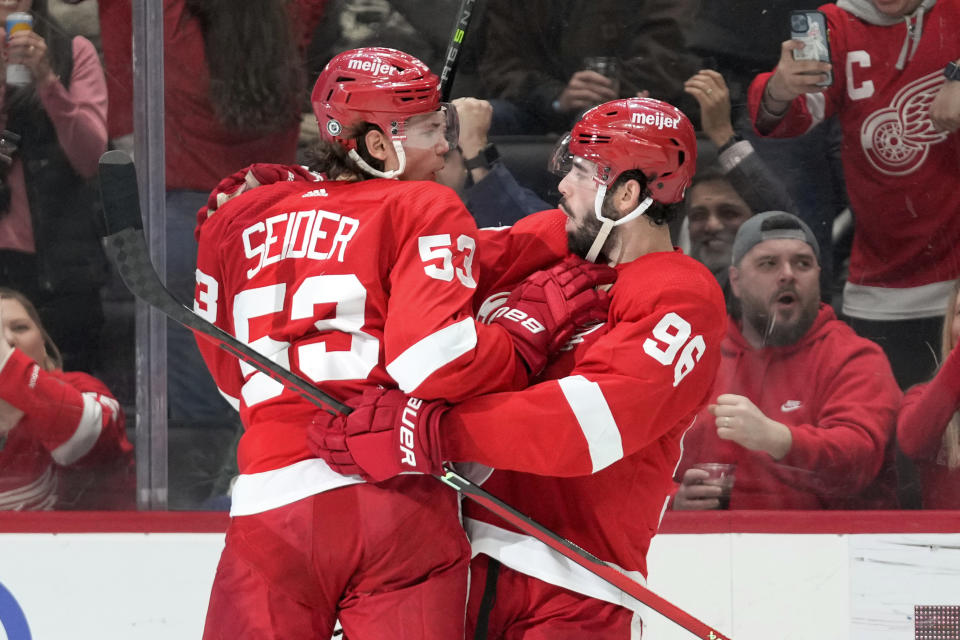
top-left (0, 581), bottom-right (32, 640)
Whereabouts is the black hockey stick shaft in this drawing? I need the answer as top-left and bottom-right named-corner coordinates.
top-left (439, 0), bottom-right (478, 101)
top-left (97, 151), bottom-right (730, 640)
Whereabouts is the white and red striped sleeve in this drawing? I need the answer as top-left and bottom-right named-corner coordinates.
top-left (442, 256), bottom-right (727, 476)
top-left (0, 349), bottom-right (129, 467)
top-left (382, 185), bottom-right (533, 402)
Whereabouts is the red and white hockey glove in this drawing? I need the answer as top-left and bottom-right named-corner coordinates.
top-left (491, 255), bottom-right (616, 375)
top-left (196, 163), bottom-right (320, 224)
top-left (307, 388), bottom-right (449, 483)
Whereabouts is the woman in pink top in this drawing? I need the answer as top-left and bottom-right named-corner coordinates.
top-left (0, 0), bottom-right (108, 375)
top-left (897, 279), bottom-right (960, 509)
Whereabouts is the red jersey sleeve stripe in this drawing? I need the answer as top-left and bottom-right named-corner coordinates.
top-left (559, 375), bottom-right (624, 472)
top-left (49, 392), bottom-right (105, 466)
top-left (386, 318), bottom-right (478, 392)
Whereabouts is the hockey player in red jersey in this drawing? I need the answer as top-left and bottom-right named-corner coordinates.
top-left (310, 98), bottom-right (729, 637)
top-left (193, 47), bottom-right (614, 640)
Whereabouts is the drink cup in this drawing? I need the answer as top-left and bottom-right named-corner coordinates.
top-left (693, 463), bottom-right (736, 510)
top-left (6, 12), bottom-right (34, 87)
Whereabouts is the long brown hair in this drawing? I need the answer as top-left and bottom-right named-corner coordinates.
top-left (938, 279), bottom-right (960, 469)
top-left (0, 287), bottom-right (63, 371)
top-left (184, 0), bottom-right (304, 134)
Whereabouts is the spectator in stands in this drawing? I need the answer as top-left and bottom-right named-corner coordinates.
top-left (682, 69), bottom-right (795, 290)
top-left (73, 0), bottom-right (328, 423)
top-left (897, 279), bottom-right (960, 509)
top-left (748, 0), bottom-right (960, 392)
top-left (0, 288), bottom-right (134, 510)
top-left (437, 97), bottom-right (550, 228)
top-left (0, 0), bottom-right (108, 375)
top-left (478, 0), bottom-right (699, 134)
top-left (673, 212), bottom-right (901, 510)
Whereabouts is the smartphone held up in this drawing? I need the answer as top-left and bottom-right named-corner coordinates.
top-left (790, 10), bottom-right (832, 88)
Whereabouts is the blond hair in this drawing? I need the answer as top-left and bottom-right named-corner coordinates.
top-left (0, 287), bottom-right (63, 371)
top-left (938, 279), bottom-right (960, 469)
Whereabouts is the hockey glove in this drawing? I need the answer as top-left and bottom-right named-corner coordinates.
top-left (307, 388), bottom-right (449, 483)
top-left (196, 163), bottom-right (320, 224)
top-left (491, 255), bottom-right (616, 375)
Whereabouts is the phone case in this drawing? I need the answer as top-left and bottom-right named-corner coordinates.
top-left (790, 10), bottom-right (832, 87)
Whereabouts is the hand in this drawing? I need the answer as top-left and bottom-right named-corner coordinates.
top-left (199, 163), bottom-right (319, 219)
top-left (710, 394), bottom-right (793, 459)
top-left (491, 255), bottom-right (616, 375)
top-left (684, 70), bottom-right (735, 148)
top-left (451, 97), bottom-right (493, 160)
top-left (930, 76), bottom-right (960, 133)
top-left (672, 468), bottom-right (724, 510)
top-left (556, 70), bottom-right (619, 113)
top-left (763, 40), bottom-right (832, 109)
top-left (306, 388), bottom-right (448, 483)
top-left (7, 30), bottom-right (56, 88)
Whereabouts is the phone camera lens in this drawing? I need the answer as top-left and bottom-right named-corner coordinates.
top-left (791, 14), bottom-right (808, 32)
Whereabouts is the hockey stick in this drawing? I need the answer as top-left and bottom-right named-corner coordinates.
top-left (98, 150), bottom-right (731, 640)
top-left (438, 0), bottom-right (478, 101)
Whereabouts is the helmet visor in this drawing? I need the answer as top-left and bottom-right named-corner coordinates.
top-left (549, 133), bottom-right (600, 188)
top-left (402, 104), bottom-right (459, 150)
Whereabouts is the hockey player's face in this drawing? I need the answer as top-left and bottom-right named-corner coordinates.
top-left (730, 239), bottom-right (820, 347)
top-left (558, 156), bottom-right (603, 257)
top-left (687, 180), bottom-right (752, 273)
top-left (1, 297), bottom-right (47, 367)
top-left (397, 110), bottom-right (453, 182)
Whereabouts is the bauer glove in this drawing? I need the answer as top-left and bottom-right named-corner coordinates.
top-left (490, 255), bottom-right (615, 375)
top-left (307, 388), bottom-right (449, 483)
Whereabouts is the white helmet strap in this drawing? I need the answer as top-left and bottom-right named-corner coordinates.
top-left (583, 183), bottom-right (654, 263)
top-left (348, 139), bottom-right (407, 179)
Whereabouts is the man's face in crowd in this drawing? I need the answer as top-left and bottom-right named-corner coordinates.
top-left (687, 180), bottom-right (752, 274)
top-left (730, 238), bottom-right (821, 347)
top-left (558, 156), bottom-right (605, 258)
top-left (870, 0), bottom-right (924, 17)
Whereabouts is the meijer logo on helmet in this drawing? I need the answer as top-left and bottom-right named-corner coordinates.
top-left (631, 112), bottom-right (681, 130)
top-left (347, 58), bottom-right (397, 75)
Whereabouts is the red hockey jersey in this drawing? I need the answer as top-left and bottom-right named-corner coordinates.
top-left (443, 249), bottom-right (726, 606)
top-left (747, 1), bottom-right (960, 299)
top-left (0, 349), bottom-right (134, 510)
top-left (193, 177), bottom-right (567, 515)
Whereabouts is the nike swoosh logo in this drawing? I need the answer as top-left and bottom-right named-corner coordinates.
top-left (781, 401), bottom-right (803, 413)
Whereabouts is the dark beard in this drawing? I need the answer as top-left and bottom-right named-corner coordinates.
top-left (564, 197), bottom-right (615, 260)
top-left (742, 297), bottom-right (818, 347)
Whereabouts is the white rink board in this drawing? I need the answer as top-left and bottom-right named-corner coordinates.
top-left (1, 531), bottom-right (958, 639)
top-left (0, 533), bottom-right (224, 640)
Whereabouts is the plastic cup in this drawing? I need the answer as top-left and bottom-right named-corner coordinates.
top-left (693, 463), bottom-right (736, 510)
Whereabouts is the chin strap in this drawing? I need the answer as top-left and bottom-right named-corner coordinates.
top-left (348, 139), bottom-right (407, 179)
top-left (583, 184), bottom-right (654, 263)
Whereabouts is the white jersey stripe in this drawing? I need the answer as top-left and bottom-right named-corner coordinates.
top-left (50, 392), bottom-right (104, 466)
top-left (558, 375), bottom-right (623, 473)
top-left (386, 318), bottom-right (478, 393)
top-left (804, 92), bottom-right (826, 130)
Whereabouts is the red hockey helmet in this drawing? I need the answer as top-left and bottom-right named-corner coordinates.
top-left (563, 98), bottom-right (697, 204)
top-left (311, 47), bottom-right (442, 152)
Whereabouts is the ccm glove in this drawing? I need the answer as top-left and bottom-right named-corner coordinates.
top-left (491, 255), bottom-right (616, 375)
top-left (307, 388), bottom-right (449, 483)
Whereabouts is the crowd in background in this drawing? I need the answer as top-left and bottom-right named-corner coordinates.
top-left (1, 0), bottom-right (958, 512)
